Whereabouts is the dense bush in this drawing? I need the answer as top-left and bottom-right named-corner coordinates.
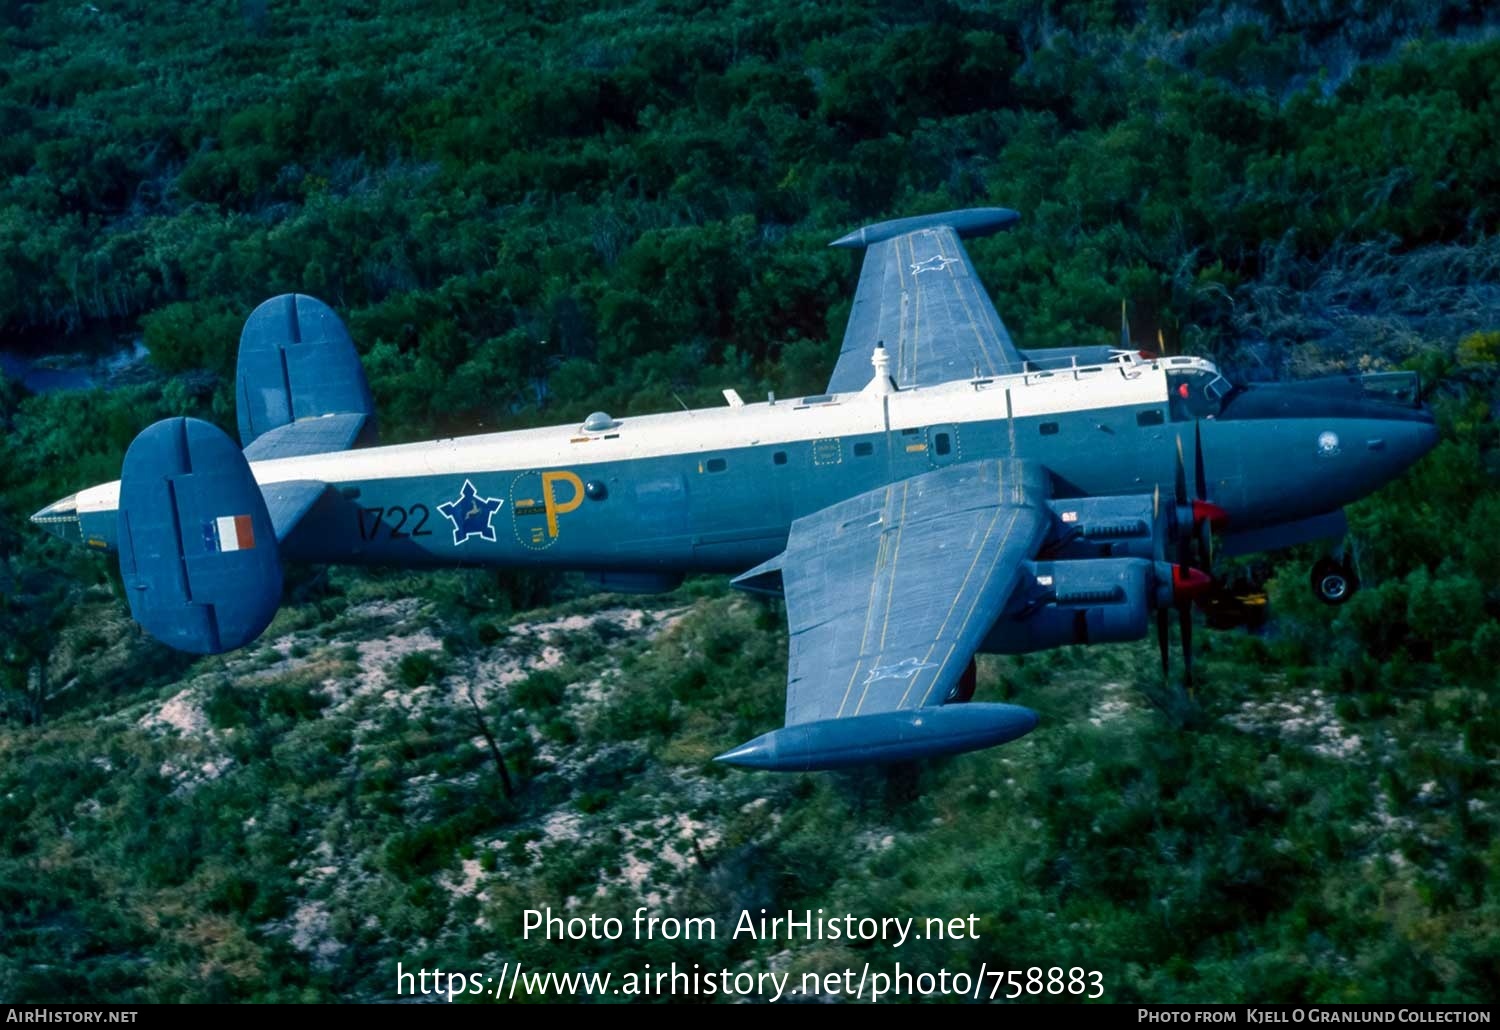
top-left (0, 0), bottom-right (1496, 1006)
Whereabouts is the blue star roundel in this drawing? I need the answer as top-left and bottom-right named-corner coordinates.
top-left (436, 479), bottom-right (504, 545)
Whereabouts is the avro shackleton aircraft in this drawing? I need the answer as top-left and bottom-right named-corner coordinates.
top-left (32, 208), bottom-right (1437, 771)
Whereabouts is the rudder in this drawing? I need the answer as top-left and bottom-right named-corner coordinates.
top-left (117, 418), bottom-right (282, 654)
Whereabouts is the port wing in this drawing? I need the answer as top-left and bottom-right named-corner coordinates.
top-left (721, 458), bottom-right (1051, 770)
top-left (827, 207), bottom-right (1025, 392)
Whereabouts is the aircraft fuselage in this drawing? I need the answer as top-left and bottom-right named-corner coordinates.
top-left (53, 354), bottom-right (1436, 584)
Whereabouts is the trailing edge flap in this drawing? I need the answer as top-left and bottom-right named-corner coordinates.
top-left (261, 480), bottom-right (329, 543)
top-left (242, 412), bottom-right (370, 461)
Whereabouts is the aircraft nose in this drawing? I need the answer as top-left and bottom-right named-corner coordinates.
top-left (1370, 415), bottom-right (1439, 477)
top-left (1390, 413), bottom-right (1439, 467)
top-left (30, 493), bottom-right (82, 545)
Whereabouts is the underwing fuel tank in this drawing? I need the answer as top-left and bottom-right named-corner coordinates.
top-left (714, 703), bottom-right (1039, 771)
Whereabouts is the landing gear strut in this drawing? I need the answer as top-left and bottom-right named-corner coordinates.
top-left (1310, 555), bottom-right (1359, 605)
top-left (946, 658), bottom-right (978, 703)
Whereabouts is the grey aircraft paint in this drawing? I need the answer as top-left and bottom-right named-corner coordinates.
top-left (31, 209), bottom-right (1440, 771)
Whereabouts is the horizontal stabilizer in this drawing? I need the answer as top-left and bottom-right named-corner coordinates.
top-left (117, 418), bottom-right (282, 654)
top-left (261, 480), bottom-right (329, 543)
top-left (829, 207), bottom-right (1019, 250)
top-left (242, 412), bottom-right (370, 461)
top-left (237, 294), bottom-right (376, 455)
top-left (714, 703), bottom-right (1039, 771)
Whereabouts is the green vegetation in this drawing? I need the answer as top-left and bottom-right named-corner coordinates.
top-left (1, 0), bottom-right (1498, 1005)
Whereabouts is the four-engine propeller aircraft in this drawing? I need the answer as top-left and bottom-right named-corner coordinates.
top-left (31, 208), bottom-right (1438, 771)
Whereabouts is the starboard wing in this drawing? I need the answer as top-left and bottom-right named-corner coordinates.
top-left (722, 458), bottom-right (1052, 770)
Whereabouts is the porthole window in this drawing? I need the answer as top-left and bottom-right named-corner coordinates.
top-left (705, 457), bottom-right (727, 473)
top-left (853, 441), bottom-right (874, 457)
top-left (1136, 410), bottom-right (1165, 426)
top-left (772, 451), bottom-right (788, 466)
top-left (1039, 422), bottom-right (1059, 436)
top-left (934, 433), bottom-right (952, 455)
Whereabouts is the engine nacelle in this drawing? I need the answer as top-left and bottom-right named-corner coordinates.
top-left (982, 558), bottom-right (1155, 655)
top-left (1043, 494), bottom-right (1166, 562)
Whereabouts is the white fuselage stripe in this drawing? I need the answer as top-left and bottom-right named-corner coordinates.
top-left (74, 361), bottom-right (1178, 514)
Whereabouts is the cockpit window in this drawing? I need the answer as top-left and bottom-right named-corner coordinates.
top-left (1167, 369), bottom-right (1232, 420)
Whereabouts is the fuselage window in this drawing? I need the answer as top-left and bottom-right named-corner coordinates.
top-left (705, 457), bottom-right (728, 473)
top-left (772, 451), bottom-right (787, 466)
top-left (1136, 409), bottom-right (1165, 426)
top-left (1039, 422), bottom-right (1059, 436)
top-left (934, 433), bottom-right (952, 455)
top-left (853, 441), bottom-right (874, 457)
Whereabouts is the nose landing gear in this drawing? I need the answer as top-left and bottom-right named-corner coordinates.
top-left (1310, 555), bottom-right (1359, 605)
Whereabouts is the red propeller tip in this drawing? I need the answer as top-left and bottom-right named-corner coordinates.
top-left (1192, 500), bottom-right (1229, 527)
top-left (1172, 564), bottom-right (1213, 600)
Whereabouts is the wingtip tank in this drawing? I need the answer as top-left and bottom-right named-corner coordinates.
top-left (829, 207), bottom-right (1021, 250)
top-left (715, 702), bottom-right (1040, 771)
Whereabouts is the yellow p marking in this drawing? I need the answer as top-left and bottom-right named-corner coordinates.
top-left (541, 471), bottom-right (585, 538)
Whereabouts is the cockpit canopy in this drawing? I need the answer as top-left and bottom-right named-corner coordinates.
top-left (1162, 358), bottom-right (1235, 421)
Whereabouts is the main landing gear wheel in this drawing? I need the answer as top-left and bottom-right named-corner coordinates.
top-left (946, 658), bottom-right (978, 704)
top-left (1311, 557), bottom-right (1358, 606)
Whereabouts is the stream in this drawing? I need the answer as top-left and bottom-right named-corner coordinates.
top-left (0, 339), bottom-right (151, 394)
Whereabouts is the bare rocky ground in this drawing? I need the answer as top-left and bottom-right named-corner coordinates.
top-left (122, 592), bottom-right (739, 968)
top-left (109, 586), bottom-right (1472, 991)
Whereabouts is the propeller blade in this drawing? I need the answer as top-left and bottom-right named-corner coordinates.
top-left (1194, 421), bottom-right (1208, 502)
top-left (1179, 601), bottom-right (1195, 691)
top-left (1156, 606), bottom-right (1170, 681)
top-left (1175, 435), bottom-right (1188, 509)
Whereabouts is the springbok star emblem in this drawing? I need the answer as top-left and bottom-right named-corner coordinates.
top-left (910, 253), bottom-right (958, 275)
top-left (863, 657), bottom-right (937, 685)
top-left (436, 479), bottom-right (503, 545)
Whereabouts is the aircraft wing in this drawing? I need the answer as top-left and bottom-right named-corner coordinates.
top-left (722, 458), bottom-right (1051, 770)
top-left (827, 207), bottom-right (1026, 393)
